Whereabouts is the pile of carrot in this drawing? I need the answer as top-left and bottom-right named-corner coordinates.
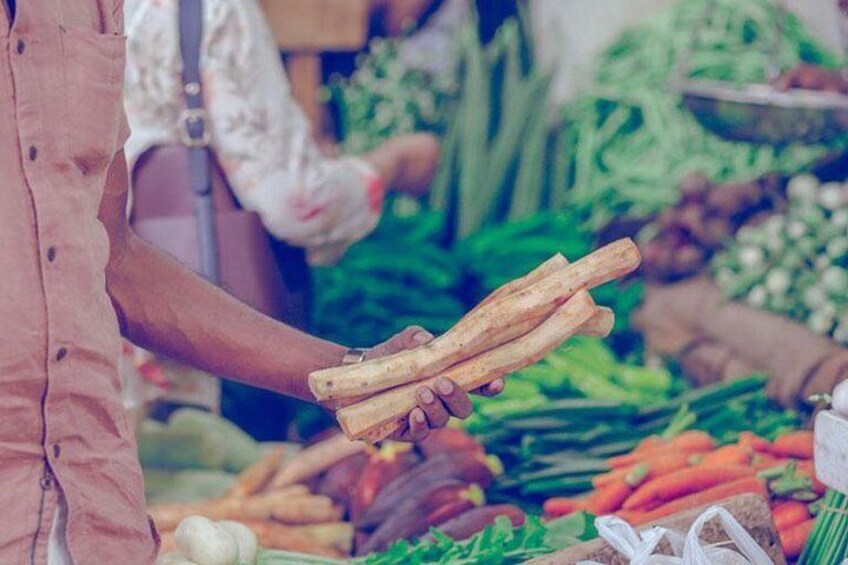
top-left (543, 429), bottom-right (822, 559)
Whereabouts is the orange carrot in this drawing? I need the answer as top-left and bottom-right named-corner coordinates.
top-left (595, 453), bottom-right (693, 490)
top-left (614, 509), bottom-right (647, 523)
top-left (772, 500), bottom-right (810, 531)
top-left (623, 465), bottom-right (757, 511)
top-left (585, 481), bottom-right (633, 516)
top-left (607, 431), bottom-right (715, 469)
top-left (633, 436), bottom-right (664, 454)
top-left (771, 431), bottom-right (814, 460)
top-left (543, 497), bottom-right (584, 518)
top-left (738, 432), bottom-right (772, 454)
top-left (701, 445), bottom-right (751, 466)
top-left (628, 477), bottom-right (768, 525)
top-left (779, 518), bottom-right (816, 559)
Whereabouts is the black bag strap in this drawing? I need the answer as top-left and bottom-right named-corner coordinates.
top-left (178, 0), bottom-right (220, 283)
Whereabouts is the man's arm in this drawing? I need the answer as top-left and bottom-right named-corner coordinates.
top-left (100, 151), bottom-right (345, 402)
top-left (100, 150), bottom-right (499, 440)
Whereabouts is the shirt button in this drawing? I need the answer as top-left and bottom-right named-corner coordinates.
top-left (39, 475), bottom-right (53, 491)
top-left (53, 444), bottom-right (61, 459)
top-left (28, 146), bottom-right (38, 161)
top-left (16, 40), bottom-right (25, 55)
top-left (47, 246), bottom-right (57, 262)
top-left (56, 347), bottom-right (68, 362)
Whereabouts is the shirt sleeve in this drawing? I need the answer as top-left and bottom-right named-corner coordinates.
top-left (201, 0), bottom-right (385, 264)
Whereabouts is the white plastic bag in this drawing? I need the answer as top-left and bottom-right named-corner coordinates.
top-left (578, 506), bottom-right (774, 565)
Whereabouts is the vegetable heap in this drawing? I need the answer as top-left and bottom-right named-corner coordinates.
top-left (149, 429), bottom-right (525, 559)
top-left (473, 376), bottom-right (799, 501)
top-left (430, 19), bottom-right (560, 242)
top-left (712, 174), bottom-right (848, 345)
top-left (310, 240), bottom-right (640, 442)
top-left (640, 171), bottom-right (786, 282)
top-left (257, 512), bottom-right (596, 565)
top-left (312, 212), bottom-right (466, 348)
top-left (559, 0), bottom-right (843, 229)
top-left (544, 430), bottom-right (822, 560)
top-left (327, 37), bottom-right (452, 153)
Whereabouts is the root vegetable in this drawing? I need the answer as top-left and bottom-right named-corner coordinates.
top-left (310, 239), bottom-right (640, 401)
top-left (174, 516), bottom-right (239, 565)
top-left (297, 522), bottom-right (355, 555)
top-left (218, 521), bottom-right (258, 565)
top-left (227, 447), bottom-right (287, 498)
top-left (268, 496), bottom-right (344, 525)
top-left (623, 465), bottom-right (756, 511)
top-left (337, 290), bottom-right (599, 442)
top-left (237, 520), bottom-right (343, 557)
top-left (268, 434), bottom-right (367, 490)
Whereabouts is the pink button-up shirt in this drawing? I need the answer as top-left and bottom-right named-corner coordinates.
top-left (0, 1), bottom-right (157, 563)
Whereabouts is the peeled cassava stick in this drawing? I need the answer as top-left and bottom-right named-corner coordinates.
top-left (268, 434), bottom-right (368, 490)
top-left (468, 254), bottom-right (569, 314)
top-left (310, 239), bottom-right (640, 401)
top-left (332, 307), bottom-right (614, 411)
top-left (338, 290), bottom-right (598, 442)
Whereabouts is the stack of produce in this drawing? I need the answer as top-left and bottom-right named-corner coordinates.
top-left (640, 172), bottom-right (786, 281)
top-left (311, 212), bottom-right (466, 347)
top-left (712, 174), bottom-right (848, 346)
top-left (558, 0), bottom-right (841, 229)
top-left (463, 335), bottom-right (675, 436)
top-left (542, 430), bottom-right (822, 560)
top-left (475, 376), bottom-right (798, 500)
top-left (140, 409), bottom-right (263, 505)
top-left (151, 435), bottom-right (362, 558)
top-left (326, 37), bottom-right (453, 154)
top-left (334, 429), bottom-right (516, 556)
top-left (309, 240), bottom-right (641, 443)
top-left (257, 511), bottom-right (596, 565)
top-left (151, 429), bottom-right (527, 559)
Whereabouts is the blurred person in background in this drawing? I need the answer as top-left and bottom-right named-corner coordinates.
top-left (123, 0), bottom-right (445, 439)
top-left (775, 0), bottom-right (848, 94)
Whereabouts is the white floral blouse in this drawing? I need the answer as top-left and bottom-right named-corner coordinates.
top-left (124, 0), bottom-right (384, 265)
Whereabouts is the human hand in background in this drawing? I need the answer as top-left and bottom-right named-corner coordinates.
top-left (365, 326), bottom-right (504, 442)
top-left (774, 64), bottom-right (848, 94)
top-left (364, 133), bottom-right (440, 199)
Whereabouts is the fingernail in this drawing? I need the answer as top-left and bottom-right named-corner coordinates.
top-left (413, 330), bottom-right (433, 344)
top-left (436, 378), bottom-right (454, 396)
top-left (414, 410), bottom-right (426, 424)
top-left (418, 387), bottom-right (435, 404)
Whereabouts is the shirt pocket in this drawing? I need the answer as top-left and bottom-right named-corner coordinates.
top-left (60, 26), bottom-right (127, 176)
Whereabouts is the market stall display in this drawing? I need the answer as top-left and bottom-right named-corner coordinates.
top-left (151, 429), bottom-right (526, 559)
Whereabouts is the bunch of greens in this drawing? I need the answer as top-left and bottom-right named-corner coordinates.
top-left (311, 211), bottom-right (466, 347)
top-left (430, 19), bottom-right (561, 242)
top-left (327, 37), bottom-right (454, 154)
top-left (557, 0), bottom-right (843, 229)
top-left (258, 513), bottom-right (595, 565)
top-left (473, 376), bottom-right (799, 501)
top-left (712, 174), bottom-right (848, 344)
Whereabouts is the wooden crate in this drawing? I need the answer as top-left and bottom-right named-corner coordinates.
top-left (260, 0), bottom-right (370, 52)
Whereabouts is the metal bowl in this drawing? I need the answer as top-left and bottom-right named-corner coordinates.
top-left (681, 79), bottom-right (848, 145)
